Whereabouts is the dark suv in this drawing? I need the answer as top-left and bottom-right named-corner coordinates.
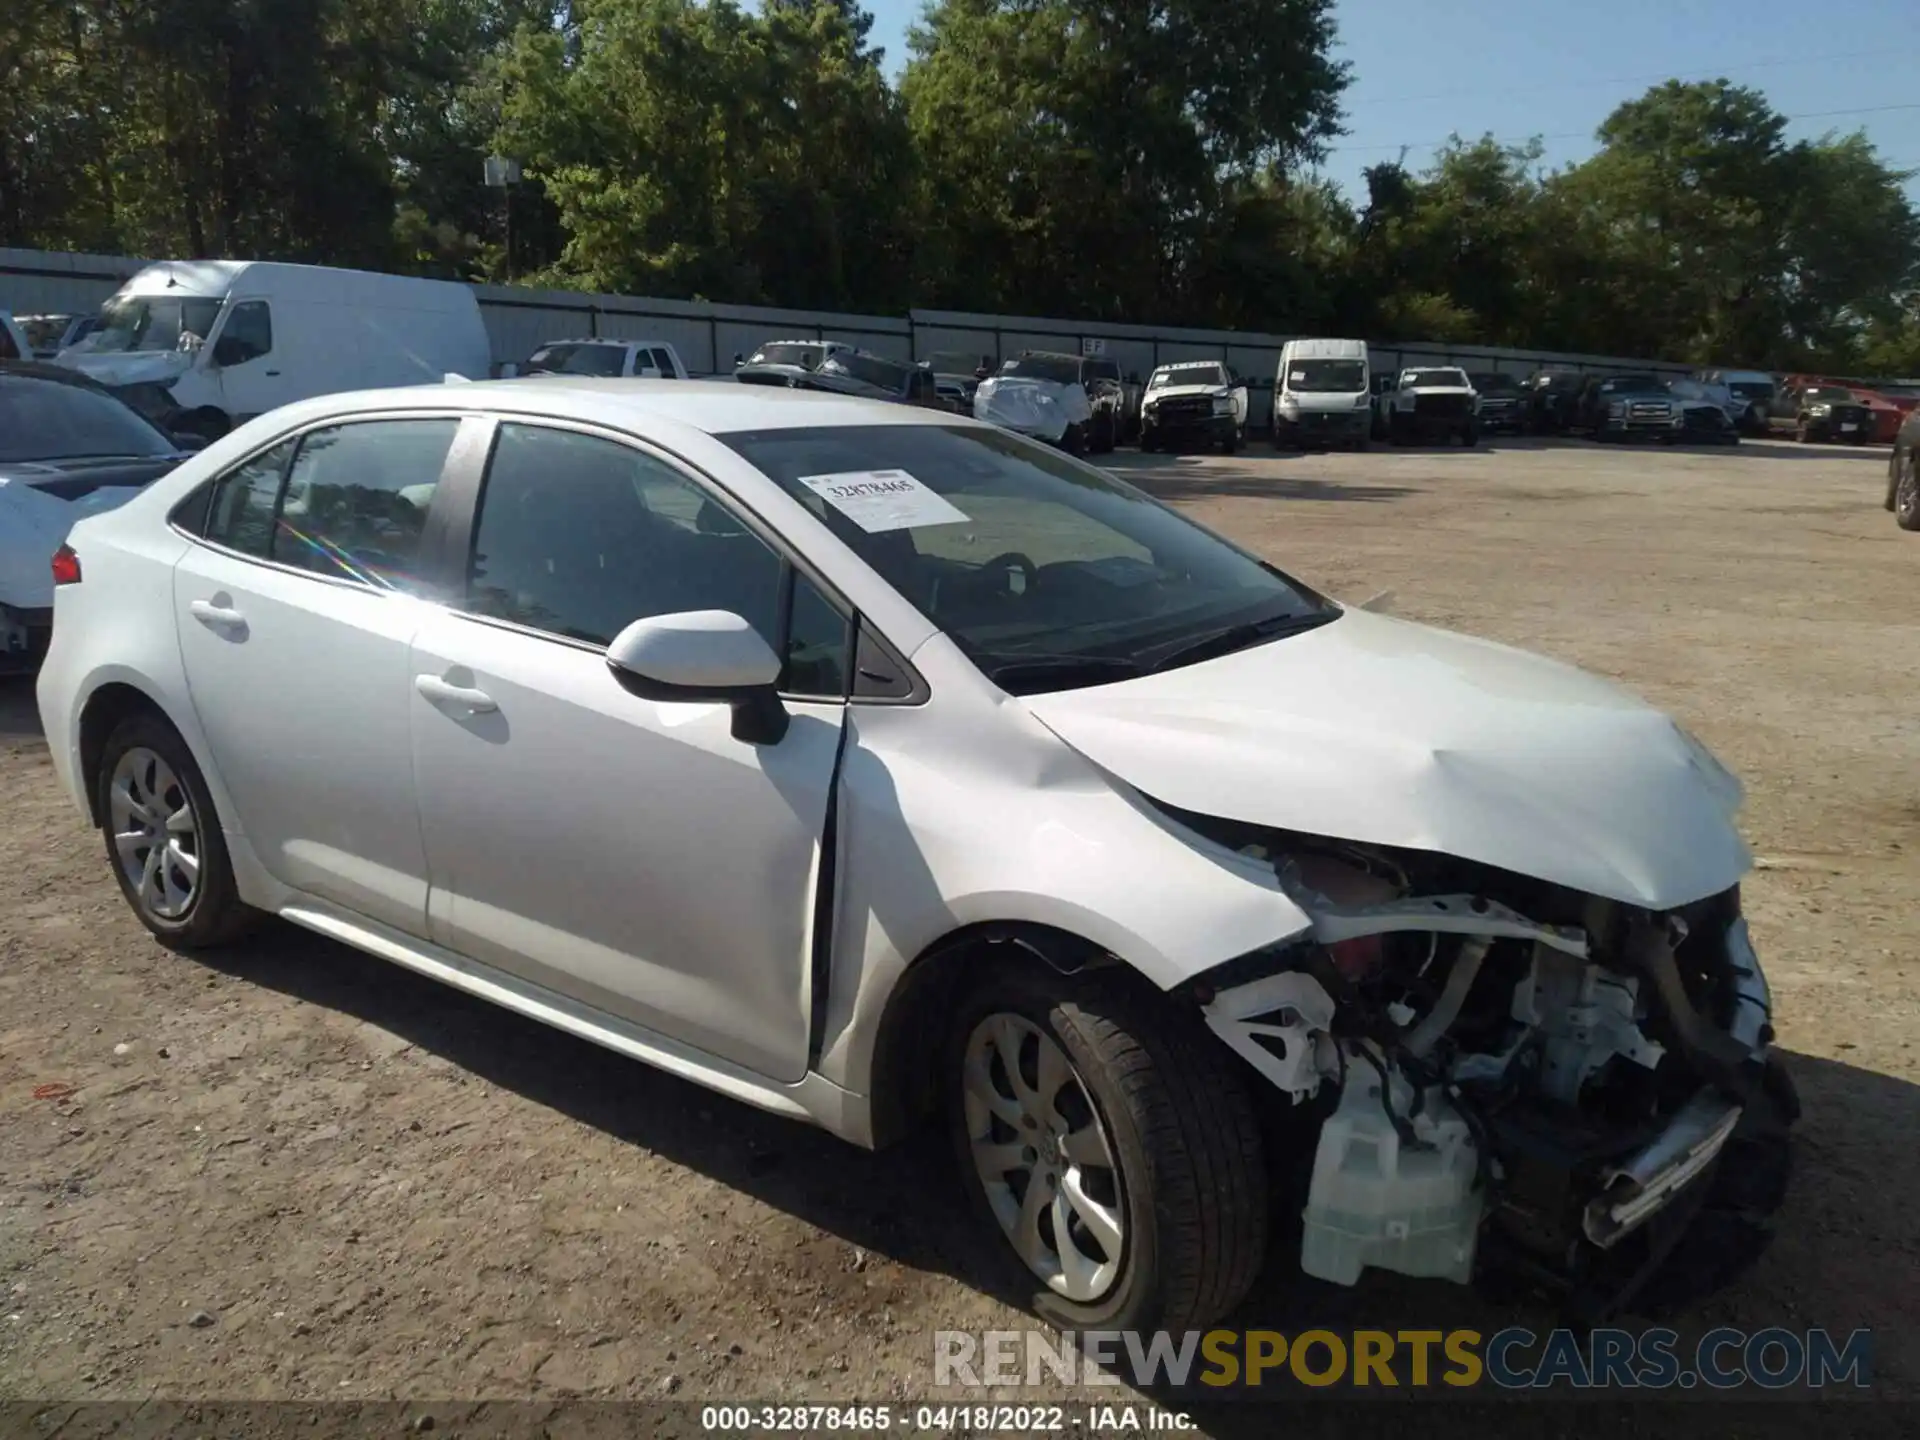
top-left (1774, 383), bottom-right (1874, 445)
top-left (1469, 372), bottom-right (1526, 435)
top-left (1522, 370), bottom-right (1585, 434)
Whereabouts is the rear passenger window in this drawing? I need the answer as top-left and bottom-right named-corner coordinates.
top-left (205, 440), bottom-right (296, 556)
top-left (274, 420), bottom-right (457, 591)
top-left (465, 423), bottom-right (850, 694)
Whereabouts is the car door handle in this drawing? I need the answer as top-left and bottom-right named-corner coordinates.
top-left (189, 599), bottom-right (246, 629)
top-left (265, 369), bottom-right (281, 376)
top-left (414, 674), bottom-right (498, 713)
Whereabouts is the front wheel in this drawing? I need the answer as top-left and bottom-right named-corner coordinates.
top-left (1894, 451), bottom-right (1920, 531)
top-left (1459, 422), bottom-right (1479, 448)
top-left (96, 713), bottom-right (258, 947)
top-left (947, 965), bottom-right (1267, 1333)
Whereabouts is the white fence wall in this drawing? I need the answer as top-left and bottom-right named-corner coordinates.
top-left (3, 247), bottom-right (1693, 413)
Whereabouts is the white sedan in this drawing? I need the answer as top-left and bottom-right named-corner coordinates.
top-left (36, 379), bottom-right (1794, 1332)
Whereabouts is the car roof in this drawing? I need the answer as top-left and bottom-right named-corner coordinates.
top-left (262, 376), bottom-right (968, 435)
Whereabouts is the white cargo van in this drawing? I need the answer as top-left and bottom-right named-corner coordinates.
top-left (1272, 337), bottom-right (1371, 450)
top-left (57, 261), bottom-right (490, 440)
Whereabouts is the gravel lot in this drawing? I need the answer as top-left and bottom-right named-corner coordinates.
top-left (3, 435), bottom-right (1916, 1427)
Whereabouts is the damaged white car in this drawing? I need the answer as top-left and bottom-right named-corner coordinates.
top-left (972, 352), bottom-right (1096, 450)
top-left (37, 384), bottom-right (1793, 1336)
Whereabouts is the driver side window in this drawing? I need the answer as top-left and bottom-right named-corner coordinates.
top-left (463, 424), bottom-right (853, 697)
top-left (215, 301), bottom-right (272, 366)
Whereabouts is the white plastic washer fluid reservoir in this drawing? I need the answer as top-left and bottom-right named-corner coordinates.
top-left (1299, 1050), bottom-right (1482, 1286)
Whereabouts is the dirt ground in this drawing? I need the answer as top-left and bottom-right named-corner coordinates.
top-left (2, 434), bottom-right (1916, 1429)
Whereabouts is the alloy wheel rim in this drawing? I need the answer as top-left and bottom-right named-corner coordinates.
top-left (108, 747), bottom-right (200, 920)
top-left (962, 1013), bottom-right (1124, 1302)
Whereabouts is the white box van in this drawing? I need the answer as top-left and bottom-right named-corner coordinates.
top-left (58, 261), bottom-right (491, 440)
top-left (1272, 338), bottom-right (1371, 451)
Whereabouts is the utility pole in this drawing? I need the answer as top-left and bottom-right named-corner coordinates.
top-left (483, 155), bottom-right (523, 282)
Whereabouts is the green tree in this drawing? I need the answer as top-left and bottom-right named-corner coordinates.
top-left (498, 0), bottom-right (916, 307)
top-left (902, 0), bottom-right (1347, 322)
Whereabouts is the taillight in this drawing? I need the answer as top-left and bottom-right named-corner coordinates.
top-left (51, 544), bottom-right (82, 586)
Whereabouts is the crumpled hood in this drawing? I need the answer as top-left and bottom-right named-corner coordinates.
top-left (974, 377), bottom-right (1091, 441)
top-left (1022, 608), bottom-right (1751, 910)
top-left (56, 349), bottom-right (191, 389)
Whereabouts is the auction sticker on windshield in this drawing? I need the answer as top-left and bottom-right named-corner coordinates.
top-left (798, 469), bottom-right (970, 533)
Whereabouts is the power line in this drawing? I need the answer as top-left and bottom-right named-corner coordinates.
top-left (1325, 101), bottom-right (1920, 156)
top-left (1341, 48), bottom-right (1886, 111)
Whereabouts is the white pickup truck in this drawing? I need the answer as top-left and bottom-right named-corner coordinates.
top-left (522, 337), bottom-right (691, 380)
top-left (1379, 366), bottom-right (1480, 447)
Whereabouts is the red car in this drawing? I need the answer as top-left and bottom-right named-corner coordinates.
top-left (1778, 373), bottom-right (1906, 444)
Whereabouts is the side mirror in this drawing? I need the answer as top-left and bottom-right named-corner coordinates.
top-left (169, 431), bottom-right (210, 453)
top-left (605, 610), bottom-right (788, 745)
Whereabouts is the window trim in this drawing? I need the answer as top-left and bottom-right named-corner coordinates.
top-left (169, 410), bottom-right (473, 599)
top-left (442, 413), bottom-right (922, 705)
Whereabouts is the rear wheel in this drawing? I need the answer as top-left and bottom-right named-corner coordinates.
top-left (96, 713), bottom-right (257, 947)
top-left (947, 964), bottom-right (1267, 1333)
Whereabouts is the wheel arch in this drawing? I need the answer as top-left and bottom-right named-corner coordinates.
top-left (864, 919), bottom-right (1137, 1149)
top-left (77, 678), bottom-right (191, 826)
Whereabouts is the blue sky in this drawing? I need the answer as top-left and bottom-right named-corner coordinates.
top-left (861, 0), bottom-right (1920, 199)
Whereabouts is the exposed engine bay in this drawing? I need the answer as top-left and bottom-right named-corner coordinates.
top-left (1177, 815), bottom-right (1796, 1323)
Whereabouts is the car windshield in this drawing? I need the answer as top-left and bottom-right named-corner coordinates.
top-left (1004, 355), bottom-right (1082, 384)
top-left (1601, 375), bottom-right (1662, 392)
top-left (1724, 380), bottom-right (1774, 399)
top-left (20, 316), bottom-right (74, 351)
top-left (525, 343), bottom-right (627, 377)
top-left (1405, 369), bottom-right (1469, 388)
top-left (1469, 372), bottom-right (1520, 395)
top-left (748, 343), bottom-right (824, 370)
top-left (1151, 363), bottom-right (1226, 389)
top-left (88, 295), bottom-right (224, 355)
top-left (718, 424), bottom-right (1335, 693)
top-left (1286, 359), bottom-right (1366, 392)
top-left (0, 374), bottom-right (175, 464)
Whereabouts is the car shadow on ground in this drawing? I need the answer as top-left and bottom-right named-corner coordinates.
top-left (174, 918), bottom-right (1916, 1391)
top-left (0, 676), bottom-right (46, 745)
top-left (1103, 454), bottom-right (1417, 504)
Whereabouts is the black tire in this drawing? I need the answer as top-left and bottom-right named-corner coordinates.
top-left (946, 963), bottom-right (1268, 1334)
top-left (1795, 419), bottom-right (1811, 444)
top-left (1459, 422), bottom-right (1479, 448)
top-left (95, 712), bottom-right (258, 948)
top-left (1093, 411), bottom-right (1116, 455)
top-left (1894, 451), bottom-right (1920, 531)
top-left (1061, 423), bottom-right (1087, 457)
top-left (1139, 431), bottom-right (1158, 453)
top-left (1388, 415), bottom-right (1409, 447)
